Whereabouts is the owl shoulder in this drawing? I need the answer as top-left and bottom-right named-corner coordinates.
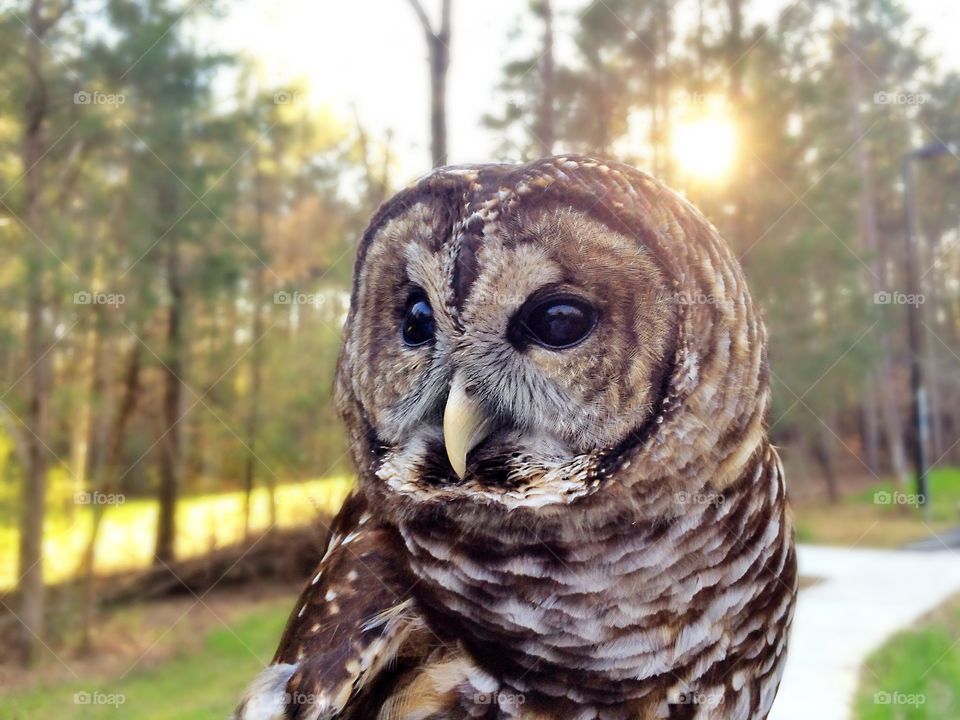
top-left (232, 489), bottom-right (427, 720)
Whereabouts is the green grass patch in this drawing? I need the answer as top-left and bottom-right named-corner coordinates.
top-left (0, 476), bottom-right (353, 590)
top-left (2, 599), bottom-right (292, 719)
top-left (850, 467), bottom-right (960, 522)
top-left (854, 593), bottom-right (960, 719)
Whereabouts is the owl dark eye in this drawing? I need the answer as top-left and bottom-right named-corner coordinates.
top-left (517, 296), bottom-right (598, 349)
top-left (401, 292), bottom-right (436, 347)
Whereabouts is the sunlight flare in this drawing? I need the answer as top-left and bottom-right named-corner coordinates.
top-left (671, 113), bottom-right (737, 182)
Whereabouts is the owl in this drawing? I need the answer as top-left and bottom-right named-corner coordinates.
top-left (233, 156), bottom-right (797, 720)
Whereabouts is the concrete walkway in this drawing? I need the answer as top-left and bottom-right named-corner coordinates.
top-left (770, 544), bottom-right (960, 720)
top-left (904, 525), bottom-right (960, 550)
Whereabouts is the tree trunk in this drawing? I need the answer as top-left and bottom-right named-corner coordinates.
top-left (243, 150), bottom-right (269, 537)
top-left (19, 278), bottom-right (50, 666)
top-left (921, 238), bottom-right (945, 460)
top-left (847, 16), bottom-right (911, 490)
top-left (861, 375), bottom-right (881, 474)
top-left (16, 0), bottom-right (72, 665)
top-left (156, 208), bottom-right (183, 564)
top-left (812, 422), bottom-right (839, 503)
top-left (427, 17), bottom-right (449, 165)
top-left (725, 0), bottom-right (744, 101)
top-left (70, 263), bottom-right (106, 501)
top-left (649, 0), bottom-right (673, 182)
top-left (242, 267), bottom-right (267, 536)
top-left (408, 0), bottom-right (451, 167)
top-left (79, 341), bottom-right (139, 653)
top-left (724, 0), bottom-right (748, 252)
top-left (534, 0), bottom-right (555, 155)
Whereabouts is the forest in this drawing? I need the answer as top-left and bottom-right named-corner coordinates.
top-left (1, 0), bottom-right (959, 717)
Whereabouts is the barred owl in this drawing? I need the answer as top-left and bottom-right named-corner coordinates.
top-left (234, 156), bottom-right (797, 720)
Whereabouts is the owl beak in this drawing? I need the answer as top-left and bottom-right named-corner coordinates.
top-left (443, 372), bottom-right (494, 479)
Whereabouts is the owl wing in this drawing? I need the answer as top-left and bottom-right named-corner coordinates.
top-left (232, 490), bottom-right (431, 720)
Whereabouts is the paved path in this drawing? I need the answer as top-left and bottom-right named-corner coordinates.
top-left (904, 525), bottom-right (960, 550)
top-left (770, 544), bottom-right (960, 720)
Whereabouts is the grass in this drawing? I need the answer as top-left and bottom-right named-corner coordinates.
top-left (793, 467), bottom-right (960, 548)
top-left (854, 593), bottom-right (960, 719)
top-left (0, 476), bottom-right (353, 591)
top-left (2, 599), bottom-right (293, 719)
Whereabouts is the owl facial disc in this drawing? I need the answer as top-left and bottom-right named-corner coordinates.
top-left (339, 159), bottom-right (687, 499)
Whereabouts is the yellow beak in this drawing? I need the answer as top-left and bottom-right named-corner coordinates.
top-left (443, 372), bottom-right (494, 479)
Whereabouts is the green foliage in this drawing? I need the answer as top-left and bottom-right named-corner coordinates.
top-left (0, 0), bottom-right (386, 555)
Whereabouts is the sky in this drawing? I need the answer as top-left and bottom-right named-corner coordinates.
top-left (209, 0), bottom-right (960, 182)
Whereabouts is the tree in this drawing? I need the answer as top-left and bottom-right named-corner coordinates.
top-left (481, 0), bottom-right (955, 500)
top-left (533, 0), bottom-right (556, 155)
top-left (92, 0), bottom-right (234, 563)
top-left (845, 1), bottom-right (911, 489)
top-left (406, 0), bottom-right (451, 167)
top-left (14, 0), bottom-right (75, 665)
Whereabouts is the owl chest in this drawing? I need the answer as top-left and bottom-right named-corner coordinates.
top-left (400, 523), bottom-right (680, 696)
top-left (396, 495), bottom-right (795, 711)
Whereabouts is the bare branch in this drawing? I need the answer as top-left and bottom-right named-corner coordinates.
top-left (405, 0), bottom-right (433, 34)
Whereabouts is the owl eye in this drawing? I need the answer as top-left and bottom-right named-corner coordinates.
top-left (517, 295), bottom-right (598, 349)
top-left (401, 291), bottom-right (436, 347)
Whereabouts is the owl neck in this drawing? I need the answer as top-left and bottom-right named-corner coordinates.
top-left (395, 443), bottom-right (794, 705)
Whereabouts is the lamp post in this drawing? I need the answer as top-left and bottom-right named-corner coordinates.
top-left (901, 141), bottom-right (956, 513)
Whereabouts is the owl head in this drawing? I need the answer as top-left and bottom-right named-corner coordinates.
top-left (335, 156), bottom-right (768, 528)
